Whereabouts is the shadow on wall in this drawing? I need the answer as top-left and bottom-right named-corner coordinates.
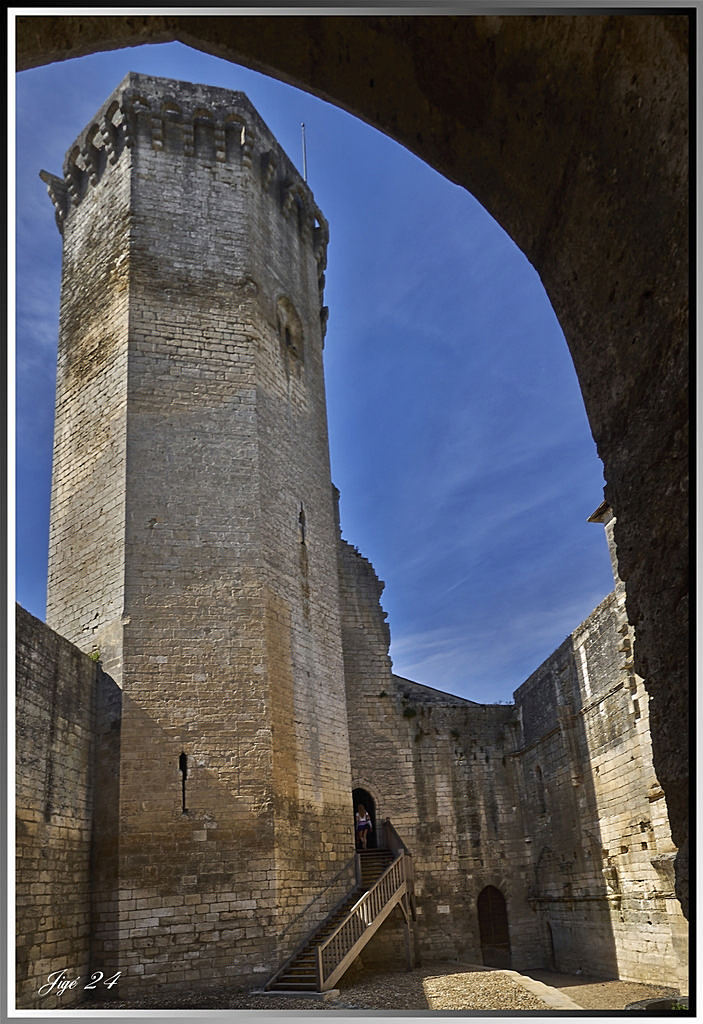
top-left (15, 606), bottom-right (357, 1009)
top-left (89, 668), bottom-right (122, 994)
top-left (513, 599), bottom-right (686, 987)
top-left (15, 605), bottom-right (123, 1010)
top-left (517, 637), bottom-right (620, 978)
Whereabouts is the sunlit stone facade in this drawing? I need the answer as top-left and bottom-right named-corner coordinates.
top-left (15, 74), bottom-right (687, 1009)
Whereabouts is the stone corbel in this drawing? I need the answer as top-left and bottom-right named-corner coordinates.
top-left (151, 115), bottom-right (164, 151)
top-left (282, 183), bottom-right (297, 218)
top-left (313, 211), bottom-right (329, 268)
top-left (81, 139), bottom-right (101, 186)
top-left (63, 153), bottom-right (83, 206)
top-left (602, 864), bottom-right (620, 895)
top-left (39, 170), bottom-right (68, 233)
top-left (214, 125), bottom-right (226, 163)
top-left (121, 105), bottom-right (137, 149)
top-left (261, 151), bottom-right (277, 190)
top-left (650, 853), bottom-right (676, 896)
top-left (182, 121), bottom-right (194, 157)
top-left (241, 127), bottom-right (254, 171)
top-left (121, 91), bottom-right (149, 149)
top-left (101, 120), bottom-right (119, 165)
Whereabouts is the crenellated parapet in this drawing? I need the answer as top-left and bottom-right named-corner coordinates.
top-left (39, 72), bottom-right (329, 278)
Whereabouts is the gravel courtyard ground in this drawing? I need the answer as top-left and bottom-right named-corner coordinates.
top-left (76, 963), bottom-right (682, 1012)
top-left (519, 968), bottom-right (681, 1012)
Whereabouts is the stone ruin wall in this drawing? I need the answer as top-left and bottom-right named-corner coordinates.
top-left (513, 595), bottom-right (687, 989)
top-left (338, 534), bottom-right (544, 969)
top-left (15, 523), bottom-right (687, 1008)
top-left (339, 531), bottom-right (687, 988)
top-left (15, 605), bottom-right (99, 1010)
top-left (15, 57), bottom-right (688, 1006)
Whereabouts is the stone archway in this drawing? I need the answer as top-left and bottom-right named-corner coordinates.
top-left (14, 12), bottom-right (690, 916)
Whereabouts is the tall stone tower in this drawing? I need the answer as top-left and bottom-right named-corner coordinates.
top-left (42, 73), bottom-right (353, 994)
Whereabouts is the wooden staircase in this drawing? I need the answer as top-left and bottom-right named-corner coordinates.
top-left (266, 885), bottom-right (370, 992)
top-left (266, 826), bottom-right (414, 993)
top-left (357, 848), bottom-right (395, 886)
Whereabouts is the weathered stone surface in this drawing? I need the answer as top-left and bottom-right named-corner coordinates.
top-left (15, 12), bottom-right (690, 919)
top-left (38, 72), bottom-right (351, 1003)
top-left (15, 605), bottom-right (107, 1009)
top-left (15, 56), bottom-right (689, 1009)
top-left (338, 524), bottom-right (686, 989)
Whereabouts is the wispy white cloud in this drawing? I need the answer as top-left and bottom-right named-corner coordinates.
top-left (15, 44), bottom-right (615, 680)
top-left (389, 588), bottom-right (609, 704)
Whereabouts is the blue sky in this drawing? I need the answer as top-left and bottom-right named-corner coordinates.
top-left (13, 38), bottom-right (615, 705)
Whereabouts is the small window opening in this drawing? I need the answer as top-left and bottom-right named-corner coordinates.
top-left (298, 505), bottom-right (306, 545)
top-left (179, 751), bottom-right (188, 813)
top-left (535, 765), bottom-right (547, 814)
top-left (277, 297), bottom-right (303, 361)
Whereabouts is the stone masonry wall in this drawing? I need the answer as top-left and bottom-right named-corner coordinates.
top-left (340, 527), bottom-right (686, 989)
top-left (44, 105), bottom-right (131, 683)
top-left (338, 534), bottom-right (538, 969)
top-left (41, 74), bottom-right (353, 999)
top-left (512, 590), bottom-right (686, 988)
top-left (15, 605), bottom-right (97, 1010)
top-left (337, 533), bottom-right (411, 825)
top-left (337, 535), bottom-right (421, 968)
top-left (393, 686), bottom-right (536, 968)
top-left (26, 64), bottom-right (687, 1002)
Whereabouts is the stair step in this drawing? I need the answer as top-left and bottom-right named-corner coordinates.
top-left (266, 847), bottom-right (405, 993)
top-left (270, 982), bottom-right (317, 987)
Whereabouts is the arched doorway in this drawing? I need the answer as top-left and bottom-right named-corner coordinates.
top-left (477, 886), bottom-right (511, 968)
top-left (352, 787), bottom-right (377, 849)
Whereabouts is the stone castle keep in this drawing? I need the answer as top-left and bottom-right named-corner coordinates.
top-left (15, 73), bottom-right (687, 1008)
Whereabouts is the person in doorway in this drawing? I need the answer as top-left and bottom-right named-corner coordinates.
top-left (355, 804), bottom-right (372, 849)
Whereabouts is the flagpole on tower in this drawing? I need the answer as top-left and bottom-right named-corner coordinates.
top-left (301, 122), bottom-right (307, 183)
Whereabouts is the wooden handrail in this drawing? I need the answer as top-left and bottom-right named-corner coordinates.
top-left (266, 825), bottom-right (415, 993)
top-left (381, 818), bottom-right (416, 920)
top-left (381, 817), bottom-right (408, 856)
top-left (316, 851), bottom-right (409, 990)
